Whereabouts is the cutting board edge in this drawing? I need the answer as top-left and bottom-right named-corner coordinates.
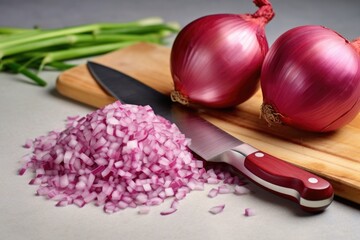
top-left (56, 65), bottom-right (116, 108)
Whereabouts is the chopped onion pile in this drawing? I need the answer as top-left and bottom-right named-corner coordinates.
top-left (19, 101), bottom-right (252, 215)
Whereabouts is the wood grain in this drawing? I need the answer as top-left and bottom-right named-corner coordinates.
top-left (56, 43), bottom-right (360, 204)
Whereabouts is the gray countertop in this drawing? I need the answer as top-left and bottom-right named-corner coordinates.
top-left (1, 1), bottom-right (359, 240)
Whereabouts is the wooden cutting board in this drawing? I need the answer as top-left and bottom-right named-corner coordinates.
top-left (57, 43), bottom-right (360, 205)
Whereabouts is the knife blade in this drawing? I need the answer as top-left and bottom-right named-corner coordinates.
top-left (87, 61), bottom-right (334, 212)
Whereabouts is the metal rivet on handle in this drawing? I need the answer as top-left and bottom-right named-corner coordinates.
top-left (308, 177), bottom-right (319, 184)
top-left (255, 152), bottom-right (264, 158)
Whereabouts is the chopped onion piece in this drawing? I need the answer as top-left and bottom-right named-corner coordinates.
top-left (207, 177), bottom-right (221, 184)
top-left (207, 188), bottom-right (219, 198)
top-left (117, 201), bottom-right (129, 209)
top-left (175, 190), bottom-right (187, 200)
top-left (234, 185), bottom-right (251, 195)
top-left (147, 197), bottom-right (163, 206)
top-left (244, 208), bottom-right (255, 217)
top-left (73, 198), bottom-right (85, 208)
top-left (135, 193), bottom-right (148, 204)
top-left (165, 187), bottom-right (175, 197)
top-left (170, 199), bottom-right (180, 209)
top-left (209, 204), bottom-right (225, 215)
top-left (59, 174), bottom-right (69, 188)
top-left (142, 183), bottom-right (152, 192)
top-left (160, 208), bottom-right (177, 216)
top-left (138, 206), bottom-right (151, 215)
top-left (56, 199), bottom-right (69, 207)
top-left (23, 139), bottom-right (33, 148)
top-left (218, 185), bottom-right (234, 194)
top-left (18, 168), bottom-right (26, 176)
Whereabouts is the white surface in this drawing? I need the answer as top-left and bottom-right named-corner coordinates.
top-left (1, 1), bottom-right (360, 240)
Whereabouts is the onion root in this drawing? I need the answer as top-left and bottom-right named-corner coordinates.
top-left (170, 90), bottom-right (189, 105)
top-left (260, 103), bottom-right (283, 126)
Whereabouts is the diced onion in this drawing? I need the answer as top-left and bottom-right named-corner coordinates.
top-left (20, 101), bottom-right (251, 215)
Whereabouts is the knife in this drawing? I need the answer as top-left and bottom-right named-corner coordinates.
top-left (87, 61), bottom-right (334, 212)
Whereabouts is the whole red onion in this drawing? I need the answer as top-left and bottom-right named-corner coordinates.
top-left (170, 0), bottom-right (275, 108)
top-left (260, 25), bottom-right (360, 132)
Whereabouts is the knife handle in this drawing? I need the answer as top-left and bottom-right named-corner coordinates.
top-left (224, 145), bottom-right (334, 212)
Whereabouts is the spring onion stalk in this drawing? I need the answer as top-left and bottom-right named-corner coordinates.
top-left (0, 17), bottom-right (180, 86)
top-left (46, 61), bottom-right (77, 71)
top-left (1, 33), bottom-right (163, 57)
top-left (39, 41), bottom-right (138, 70)
top-left (0, 30), bottom-right (43, 43)
top-left (0, 27), bottom-right (35, 34)
top-left (6, 58), bottom-right (76, 71)
top-left (4, 61), bottom-right (46, 86)
top-left (99, 22), bottom-right (180, 35)
top-left (0, 17), bottom-right (164, 50)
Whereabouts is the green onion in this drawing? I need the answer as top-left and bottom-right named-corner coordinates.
top-left (0, 27), bottom-right (35, 34)
top-left (39, 41), bottom-right (138, 70)
top-left (4, 61), bottom-right (46, 86)
top-left (0, 17), bottom-right (179, 86)
top-left (1, 33), bottom-right (163, 57)
top-left (46, 61), bottom-right (77, 71)
top-left (0, 17), bottom-right (164, 50)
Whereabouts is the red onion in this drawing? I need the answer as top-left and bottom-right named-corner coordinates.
top-left (170, 0), bottom-right (275, 108)
top-left (260, 25), bottom-right (360, 132)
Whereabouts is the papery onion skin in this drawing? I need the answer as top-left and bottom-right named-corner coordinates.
top-left (170, 0), bottom-right (274, 108)
top-left (260, 25), bottom-right (360, 132)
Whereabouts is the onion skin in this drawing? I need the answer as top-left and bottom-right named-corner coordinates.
top-left (260, 25), bottom-right (360, 132)
top-left (170, 0), bottom-right (274, 108)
